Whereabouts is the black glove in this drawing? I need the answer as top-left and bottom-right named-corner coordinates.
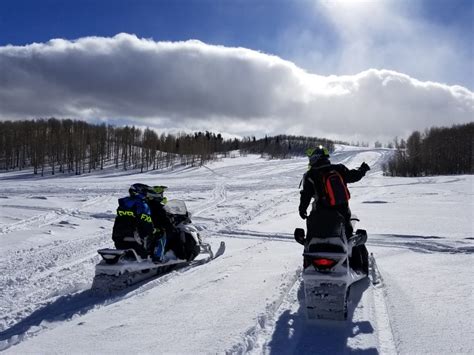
top-left (299, 210), bottom-right (307, 220)
top-left (360, 162), bottom-right (370, 173)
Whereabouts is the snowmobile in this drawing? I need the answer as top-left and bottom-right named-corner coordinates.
top-left (92, 200), bottom-right (225, 294)
top-left (294, 209), bottom-right (369, 321)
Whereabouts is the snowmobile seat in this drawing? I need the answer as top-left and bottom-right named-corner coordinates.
top-left (308, 243), bottom-right (346, 254)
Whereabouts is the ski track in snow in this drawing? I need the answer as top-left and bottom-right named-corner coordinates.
top-left (231, 251), bottom-right (398, 355)
top-left (0, 167), bottom-right (293, 351)
top-left (0, 231), bottom-right (109, 333)
top-left (0, 147), bottom-right (472, 353)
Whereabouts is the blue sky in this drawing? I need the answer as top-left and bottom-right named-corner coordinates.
top-left (0, 0), bottom-right (472, 141)
top-left (0, 0), bottom-right (305, 48)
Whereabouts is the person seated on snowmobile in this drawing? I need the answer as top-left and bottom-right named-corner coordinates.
top-left (111, 183), bottom-right (165, 262)
top-left (146, 185), bottom-right (174, 262)
top-left (146, 186), bottom-right (186, 259)
top-left (298, 146), bottom-right (370, 240)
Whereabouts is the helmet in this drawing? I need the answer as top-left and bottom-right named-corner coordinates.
top-left (146, 185), bottom-right (168, 204)
top-left (129, 183), bottom-right (151, 199)
top-left (306, 145), bottom-right (330, 166)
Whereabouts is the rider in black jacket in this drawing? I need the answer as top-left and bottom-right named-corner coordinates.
top-left (146, 185), bottom-right (186, 260)
top-left (112, 183), bottom-right (156, 258)
top-left (299, 146), bottom-right (370, 239)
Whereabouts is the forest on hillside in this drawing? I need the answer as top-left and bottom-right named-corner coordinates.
top-left (383, 122), bottom-right (473, 176)
top-left (0, 118), bottom-right (333, 175)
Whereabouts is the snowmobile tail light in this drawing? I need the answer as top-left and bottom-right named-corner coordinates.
top-left (312, 258), bottom-right (337, 269)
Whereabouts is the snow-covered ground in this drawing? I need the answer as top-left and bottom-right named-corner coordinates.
top-left (0, 146), bottom-right (472, 354)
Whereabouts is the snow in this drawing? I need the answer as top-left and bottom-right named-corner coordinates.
top-left (0, 146), bottom-right (473, 354)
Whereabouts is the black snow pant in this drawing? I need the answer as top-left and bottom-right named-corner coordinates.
top-left (306, 204), bottom-right (353, 240)
top-left (165, 230), bottom-right (186, 260)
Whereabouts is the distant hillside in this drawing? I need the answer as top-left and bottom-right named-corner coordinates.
top-left (0, 118), bottom-right (337, 176)
top-left (384, 122), bottom-right (473, 176)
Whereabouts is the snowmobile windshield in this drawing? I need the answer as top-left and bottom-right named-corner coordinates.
top-left (164, 199), bottom-right (188, 216)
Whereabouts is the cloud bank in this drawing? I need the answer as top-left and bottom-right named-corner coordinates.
top-left (0, 33), bottom-right (472, 141)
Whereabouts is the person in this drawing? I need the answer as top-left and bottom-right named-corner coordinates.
top-left (298, 146), bottom-right (370, 240)
top-left (111, 183), bottom-right (164, 262)
top-left (146, 186), bottom-right (199, 261)
top-left (144, 185), bottom-right (181, 261)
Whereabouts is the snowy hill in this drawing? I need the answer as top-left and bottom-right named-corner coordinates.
top-left (0, 147), bottom-right (472, 354)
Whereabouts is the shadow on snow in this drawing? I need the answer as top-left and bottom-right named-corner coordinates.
top-left (0, 272), bottom-right (169, 351)
top-left (267, 278), bottom-right (377, 355)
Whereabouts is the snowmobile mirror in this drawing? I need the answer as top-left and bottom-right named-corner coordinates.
top-left (294, 228), bottom-right (306, 245)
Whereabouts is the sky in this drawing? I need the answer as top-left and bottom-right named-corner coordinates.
top-left (0, 0), bottom-right (473, 142)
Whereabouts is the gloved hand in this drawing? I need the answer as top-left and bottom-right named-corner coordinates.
top-left (299, 210), bottom-right (307, 220)
top-left (359, 162), bottom-right (370, 173)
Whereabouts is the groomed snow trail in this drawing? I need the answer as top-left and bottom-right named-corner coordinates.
top-left (1, 147), bottom-right (472, 353)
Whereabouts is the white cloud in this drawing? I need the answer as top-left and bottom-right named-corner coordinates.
top-left (0, 33), bottom-right (472, 142)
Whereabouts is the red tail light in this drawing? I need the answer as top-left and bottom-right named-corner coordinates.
top-left (312, 258), bottom-right (337, 268)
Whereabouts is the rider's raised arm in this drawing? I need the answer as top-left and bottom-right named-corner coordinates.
top-left (336, 164), bottom-right (368, 184)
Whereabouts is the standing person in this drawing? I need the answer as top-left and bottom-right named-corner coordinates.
top-left (112, 183), bottom-right (157, 259)
top-left (299, 146), bottom-right (370, 239)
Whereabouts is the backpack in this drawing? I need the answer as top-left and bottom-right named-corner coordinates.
top-left (319, 170), bottom-right (350, 206)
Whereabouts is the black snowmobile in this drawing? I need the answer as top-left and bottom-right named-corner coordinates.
top-left (92, 200), bottom-right (225, 294)
top-left (294, 209), bottom-right (369, 320)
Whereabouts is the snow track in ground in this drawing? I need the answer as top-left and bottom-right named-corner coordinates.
top-left (193, 181), bottom-right (228, 216)
top-left (4, 238), bottom-right (303, 354)
top-left (0, 208), bottom-right (66, 234)
top-left (245, 256), bottom-right (397, 354)
top-left (0, 231), bottom-right (110, 333)
top-left (0, 239), bottom-right (221, 351)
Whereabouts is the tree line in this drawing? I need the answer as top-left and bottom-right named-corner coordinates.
top-left (0, 118), bottom-right (239, 175)
top-left (383, 122), bottom-right (473, 176)
top-left (0, 118), bottom-right (336, 176)
top-left (240, 135), bottom-right (336, 158)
